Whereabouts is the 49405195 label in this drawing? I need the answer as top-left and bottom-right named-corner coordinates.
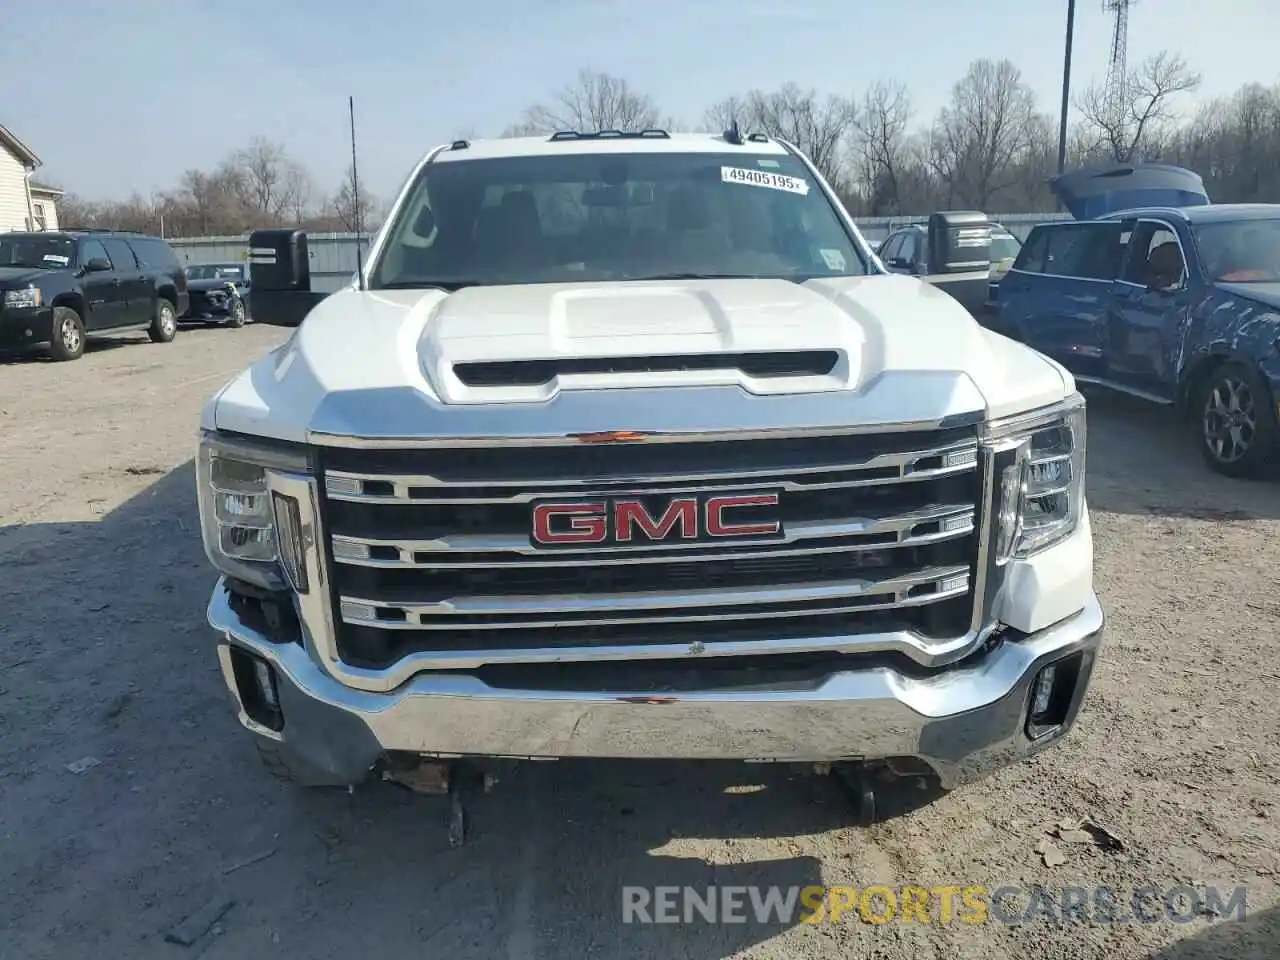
top-left (720, 166), bottom-right (810, 195)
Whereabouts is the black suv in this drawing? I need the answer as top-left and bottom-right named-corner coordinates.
top-left (0, 230), bottom-right (189, 361)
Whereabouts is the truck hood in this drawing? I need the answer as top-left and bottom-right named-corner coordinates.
top-left (0, 266), bottom-right (46, 287)
top-left (208, 275), bottom-right (1071, 444)
top-left (1049, 163), bottom-right (1210, 220)
top-left (1214, 281), bottom-right (1280, 311)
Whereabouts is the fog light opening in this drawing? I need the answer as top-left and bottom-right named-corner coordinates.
top-left (1025, 652), bottom-right (1084, 740)
top-left (254, 658), bottom-right (279, 712)
top-left (228, 646), bottom-right (284, 732)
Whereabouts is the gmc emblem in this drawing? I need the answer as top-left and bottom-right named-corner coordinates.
top-left (531, 493), bottom-right (782, 546)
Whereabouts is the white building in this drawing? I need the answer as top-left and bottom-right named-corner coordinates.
top-left (0, 122), bottom-right (61, 233)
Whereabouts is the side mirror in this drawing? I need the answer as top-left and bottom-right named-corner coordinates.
top-left (247, 228), bottom-right (327, 327)
top-left (85, 257), bottom-right (111, 272)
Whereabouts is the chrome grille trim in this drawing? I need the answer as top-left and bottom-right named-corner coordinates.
top-left (331, 503), bottom-right (975, 568)
top-left (339, 565), bottom-right (971, 629)
top-left (323, 440), bottom-right (979, 504)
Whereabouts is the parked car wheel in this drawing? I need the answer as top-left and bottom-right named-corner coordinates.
top-left (149, 298), bottom-right (178, 343)
top-left (48, 305), bottom-right (86, 362)
top-left (225, 296), bottom-right (247, 328)
top-left (1194, 360), bottom-right (1278, 477)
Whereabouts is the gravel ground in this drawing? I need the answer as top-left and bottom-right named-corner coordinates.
top-left (1, 322), bottom-right (1278, 960)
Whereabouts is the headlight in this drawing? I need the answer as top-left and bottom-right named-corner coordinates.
top-left (196, 431), bottom-right (312, 591)
top-left (984, 393), bottom-right (1086, 561)
top-left (4, 286), bottom-right (41, 309)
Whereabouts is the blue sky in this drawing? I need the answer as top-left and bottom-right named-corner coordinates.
top-left (3, 0), bottom-right (1276, 203)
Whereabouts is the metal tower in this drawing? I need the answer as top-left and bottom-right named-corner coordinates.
top-left (1102, 0), bottom-right (1133, 122)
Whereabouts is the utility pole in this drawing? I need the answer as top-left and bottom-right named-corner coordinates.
top-left (1057, 0), bottom-right (1077, 175)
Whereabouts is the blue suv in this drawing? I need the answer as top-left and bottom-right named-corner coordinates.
top-left (994, 164), bottom-right (1280, 477)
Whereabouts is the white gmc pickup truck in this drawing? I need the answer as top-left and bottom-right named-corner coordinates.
top-left (197, 129), bottom-right (1103, 814)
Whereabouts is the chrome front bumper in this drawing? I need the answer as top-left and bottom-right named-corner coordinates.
top-left (210, 582), bottom-right (1104, 790)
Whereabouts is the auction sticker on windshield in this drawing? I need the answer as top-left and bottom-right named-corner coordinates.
top-left (42, 254), bottom-right (70, 266)
top-left (721, 166), bottom-right (810, 195)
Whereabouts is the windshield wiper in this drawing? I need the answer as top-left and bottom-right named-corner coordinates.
top-left (379, 279), bottom-right (485, 292)
top-left (627, 272), bottom-right (759, 282)
top-left (627, 272), bottom-right (812, 283)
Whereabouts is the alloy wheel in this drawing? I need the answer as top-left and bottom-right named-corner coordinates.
top-left (61, 316), bottom-right (82, 353)
top-left (1202, 375), bottom-right (1257, 464)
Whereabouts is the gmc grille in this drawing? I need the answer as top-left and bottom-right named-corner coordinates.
top-left (316, 427), bottom-right (983, 670)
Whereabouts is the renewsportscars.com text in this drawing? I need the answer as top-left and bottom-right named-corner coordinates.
top-left (621, 884), bottom-right (1249, 926)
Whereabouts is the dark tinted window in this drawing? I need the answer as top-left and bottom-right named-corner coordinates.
top-left (879, 234), bottom-right (903, 261)
top-left (1012, 228), bottom-right (1048, 272)
top-left (1120, 221), bottom-right (1185, 288)
top-left (0, 233), bottom-right (75, 269)
top-left (1014, 223), bottom-right (1124, 281)
top-left (128, 237), bottom-right (180, 269)
top-left (80, 238), bottom-right (110, 266)
top-left (102, 238), bottom-right (137, 270)
top-left (187, 263), bottom-right (246, 281)
top-left (1193, 218), bottom-right (1280, 283)
top-left (898, 231), bottom-right (919, 263)
top-left (373, 150), bottom-right (868, 289)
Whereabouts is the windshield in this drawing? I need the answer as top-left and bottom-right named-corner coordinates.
top-left (186, 263), bottom-right (245, 281)
top-left (372, 150), bottom-right (868, 290)
top-left (0, 234), bottom-right (76, 270)
top-left (1194, 219), bottom-right (1280, 283)
top-left (990, 234), bottom-right (1021, 262)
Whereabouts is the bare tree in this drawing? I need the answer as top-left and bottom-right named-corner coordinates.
top-left (505, 69), bottom-right (661, 135)
top-left (64, 54), bottom-right (1280, 236)
top-left (854, 81), bottom-right (913, 214)
top-left (1167, 81), bottom-right (1280, 202)
top-left (1078, 50), bottom-right (1201, 163)
top-left (701, 95), bottom-right (750, 133)
top-left (928, 59), bottom-right (1041, 209)
top-left (55, 191), bottom-right (104, 230)
top-left (233, 137), bottom-right (293, 220)
top-left (283, 163), bottom-right (314, 224)
top-left (329, 163), bottom-right (378, 233)
top-left (704, 84), bottom-right (857, 189)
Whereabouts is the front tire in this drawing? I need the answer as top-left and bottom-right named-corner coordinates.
top-left (149, 298), bottom-right (177, 343)
top-left (48, 306), bottom-right (85, 362)
top-left (225, 296), bottom-right (247, 328)
top-left (1194, 360), bottom-right (1278, 477)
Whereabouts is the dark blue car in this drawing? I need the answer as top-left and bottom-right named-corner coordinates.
top-left (182, 261), bottom-right (249, 327)
top-left (993, 164), bottom-right (1280, 477)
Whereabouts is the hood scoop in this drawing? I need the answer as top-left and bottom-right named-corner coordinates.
top-left (452, 350), bottom-right (840, 388)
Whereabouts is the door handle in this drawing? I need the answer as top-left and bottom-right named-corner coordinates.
top-left (111, 279), bottom-right (121, 286)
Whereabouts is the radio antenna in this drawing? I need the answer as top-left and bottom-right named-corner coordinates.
top-left (349, 95), bottom-right (365, 290)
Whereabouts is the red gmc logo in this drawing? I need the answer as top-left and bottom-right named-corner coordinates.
top-left (531, 493), bottom-right (782, 546)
